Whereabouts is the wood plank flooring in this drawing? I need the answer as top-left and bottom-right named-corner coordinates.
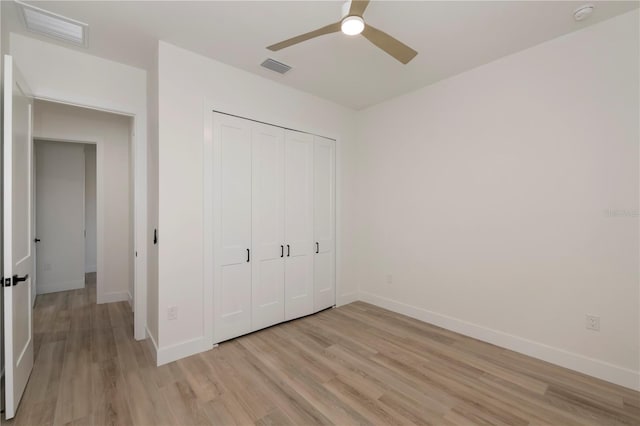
top-left (6, 274), bottom-right (640, 425)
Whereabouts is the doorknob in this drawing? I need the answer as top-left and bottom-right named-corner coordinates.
top-left (280, 245), bottom-right (284, 258)
top-left (287, 244), bottom-right (290, 257)
top-left (316, 242), bottom-right (319, 254)
top-left (34, 238), bottom-right (40, 243)
top-left (12, 274), bottom-right (29, 286)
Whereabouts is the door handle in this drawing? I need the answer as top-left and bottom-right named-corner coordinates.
top-left (12, 274), bottom-right (29, 286)
top-left (281, 245), bottom-right (284, 258)
top-left (34, 238), bottom-right (41, 243)
top-left (246, 248), bottom-right (250, 263)
top-left (287, 244), bottom-right (290, 257)
top-left (316, 242), bottom-right (319, 254)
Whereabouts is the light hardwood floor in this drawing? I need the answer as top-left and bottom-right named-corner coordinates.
top-left (6, 274), bottom-right (640, 425)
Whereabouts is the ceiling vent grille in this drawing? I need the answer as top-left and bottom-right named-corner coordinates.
top-left (15, 0), bottom-right (89, 47)
top-left (261, 58), bottom-right (291, 74)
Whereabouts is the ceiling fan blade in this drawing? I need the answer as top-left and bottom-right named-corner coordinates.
top-left (362, 24), bottom-right (418, 64)
top-left (349, 0), bottom-right (370, 17)
top-left (267, 22), bottom-right (342, 51)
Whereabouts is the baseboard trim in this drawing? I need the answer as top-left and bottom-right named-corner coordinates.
top-left (358, 291), bottom-right (640, 391)
top-left (337, 291), bottom-right (359, 306)
top-left (156, 337), bottom-right (212, 366)
top-left (145, 326), bottom-right (158, 365)
top-left (127, 292), bottom-right (134, 311)
top-left (0, 366), bottom-right (4, 412)
top-left (37, 279), bottom-right (84, 295)
top-left (98, 291), bottom-right (129, 304)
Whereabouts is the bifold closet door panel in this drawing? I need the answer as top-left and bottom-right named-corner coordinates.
top-left (313, 136), bottom-right (336, 312)
top-left (251, 123), bottom-right (286, 331)
top-left (213, 113), bottom-right (252, 342)
top-left (284, 130), bottom-right (315, 320)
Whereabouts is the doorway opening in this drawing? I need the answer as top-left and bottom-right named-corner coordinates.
top-left (34, 141), bottom-right (96, 300)
top-left (33, 100), bottom-right (135, 318)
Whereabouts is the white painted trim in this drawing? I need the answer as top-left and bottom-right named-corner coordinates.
top-left (203, 99), bottom-right (343, 347)
top-left (145, 325), bottom-right (158, 365)
top-left (337, 291), bottom-right (358, 306)
top-left (156, 337), bottom-right (212, 366)
top-left (31, 95), bottom-right (147, 341)
top-left (202, 99), bottom-right (214, 350)
top-left (359, 291), bottom-right (640, 391)
top-left (31, 100), bottom-right (37, 308)
top-left (99, 291), bottom-right (129, 304)
top-left (127, 291), bottom-right (133, 311)
top-left (36, 279), bottom-right (84, 295)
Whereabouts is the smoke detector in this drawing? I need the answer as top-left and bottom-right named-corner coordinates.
top-left (573, 4), bottom-right (595, 22)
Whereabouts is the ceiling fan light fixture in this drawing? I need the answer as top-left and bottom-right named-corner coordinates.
top-left (341, 15), bottom-right (364, 36)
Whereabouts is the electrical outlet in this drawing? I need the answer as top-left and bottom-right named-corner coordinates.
top-left (386, 274), bottom-right (393, 285)
top-left (586, 315), bottom-right (600, 331)
top-left (168, 306), bottom-right (178, 321)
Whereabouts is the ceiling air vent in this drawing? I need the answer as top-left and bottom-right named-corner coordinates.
top-left (15, 0), bottom-right (89, 47)
top-left (261, 58), bottom-right (291, 74)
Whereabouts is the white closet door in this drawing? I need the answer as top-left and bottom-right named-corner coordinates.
top-left (284, 130), bottom-right (314, 320)
top-left (313, 136), bottom-right (336, 312)
top-left (251, 123), bottom-right (285, 331)
top-left (213, 113), bottom-right (252, 342)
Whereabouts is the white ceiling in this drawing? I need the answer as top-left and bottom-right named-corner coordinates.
top-left (3, 1), bottom-right (638, 109)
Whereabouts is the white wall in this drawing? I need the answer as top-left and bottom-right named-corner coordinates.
top-left (34, 140), bottom-right (86, 294)
top-left (33, 100), bottom-right (133, 304)
top-left (10, 33), bottom-right (148, 339)
top-left (157, 41), bottom-right (358, 362)
top-left (354, 10), bottom-right (639, 389)
top-left (85, 144), bottom-right (97, 273)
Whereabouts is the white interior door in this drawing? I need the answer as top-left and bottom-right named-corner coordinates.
top-left (284, 130), bottom-right (314, 320)
top-left (251, 123), bottom-right (285, 331)
top-left (3, 55), bottom-right (35, 420)
top-left (35, 141), bottom-right (86, 294)
top-left (313, 136), bottom-right (336, 312)
top-left (213, 113), bottom-right (252, 342)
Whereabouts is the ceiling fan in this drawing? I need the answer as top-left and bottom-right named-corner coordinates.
top-left (267, 0), bottom-right (418, 65)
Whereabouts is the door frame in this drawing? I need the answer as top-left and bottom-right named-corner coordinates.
top-left (203, 98), bottom-right (342, 348)
top-left (32, 96), bottom-right (147, 341)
